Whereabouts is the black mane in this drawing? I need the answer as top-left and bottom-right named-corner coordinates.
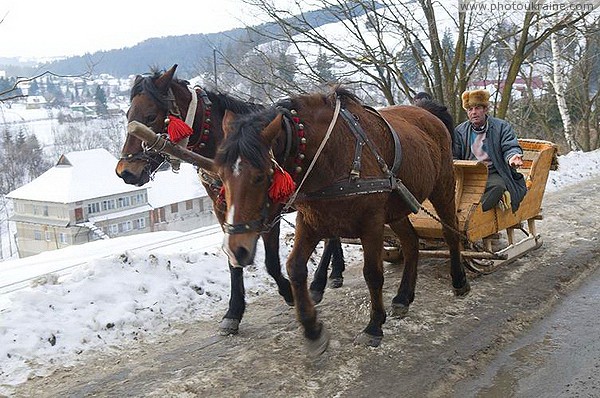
top-left (215, 108), bottom-right (278, 170)
top-left (416, 99), bottom-right (455, 145)
top-left (131, 69), bottom-right (265, 117)
top-left (130, 72), bottom-right (170, 109)
top-left (208, 91), bottom-right (264, 115)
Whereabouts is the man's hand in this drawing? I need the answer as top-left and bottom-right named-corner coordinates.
top-left (509, 154), bottom-right (523, 168)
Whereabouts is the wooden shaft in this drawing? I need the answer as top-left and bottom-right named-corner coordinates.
top-left (127, 121), bottom-right (215, 171)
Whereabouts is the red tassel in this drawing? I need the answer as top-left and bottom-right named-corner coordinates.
top-left (217, 186), bottom-right (226, 206)
top-left (167, 116), bottom-right (193, 142)
top-left (268, 168), bottom-right (296, 203)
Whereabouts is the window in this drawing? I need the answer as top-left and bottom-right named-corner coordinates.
top-left (171, 203), bottom-right (179, 213)
top-left (186, 200), bottom-right (193, 210)
top-left (87, 202), bottom-right (100, 214)
top-left (102, 199), bottom-right (116, 211)
top-left (43, 205), bottom-right (49, 216)
top-left (109, 224), bottom-right (118, 235)
top-left (117, 196), bottom-right (131, 208)
top-left (45, 231), bottom-right (51, 241)
top-left (34, 230), bottom-right (42, 240)
top-left (135, 218), bottom-right (146, 229)
top-left (59, 233), bottom-right (69, 244)
top-left (119, 221), bottom-right (133, 232)
top-left (131, 193), bottom-right (145, 205)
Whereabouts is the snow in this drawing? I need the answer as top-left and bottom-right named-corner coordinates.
top-left (6, 149), bottom-right (140, 203)
top-left (1, 148), bottom-right (600, 394)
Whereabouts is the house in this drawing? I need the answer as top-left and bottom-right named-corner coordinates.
top-left (469, 76), bottom-right (545, 100)
top-left (25, 95), bottom-right (47, 109)
top-left (7, 149), bottom-right (217, 258)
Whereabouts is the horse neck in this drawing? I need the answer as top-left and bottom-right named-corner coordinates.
top-left (171, 85), bottom-right (223, 158)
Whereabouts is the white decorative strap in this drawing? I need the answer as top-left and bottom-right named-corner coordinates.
top-left (185, 86), bottom-right (198, 128)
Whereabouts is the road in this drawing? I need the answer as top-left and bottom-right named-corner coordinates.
top-left (454, 261), bottom-right (600, 397)
top-left (10, 178), bottom-right (600, 397)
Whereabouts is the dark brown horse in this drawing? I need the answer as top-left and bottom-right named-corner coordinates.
top-left (115, 65), bottom-right (345, 335)
top-left (208, 88), bottom-right (470, 354)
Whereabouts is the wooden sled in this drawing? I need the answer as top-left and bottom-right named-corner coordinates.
top-left (383, 139), bottom-right (559, 274)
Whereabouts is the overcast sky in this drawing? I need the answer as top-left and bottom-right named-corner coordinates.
top-left (0, 0), bottom-right (257, 59)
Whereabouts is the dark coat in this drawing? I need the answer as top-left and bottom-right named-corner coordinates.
top-left (453, 116), bottom-right (527, 212)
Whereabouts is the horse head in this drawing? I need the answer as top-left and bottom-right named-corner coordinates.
top-left (216, 108), bottom-right (289, 267)
top-left (116, 64), bottom-right (191, 186)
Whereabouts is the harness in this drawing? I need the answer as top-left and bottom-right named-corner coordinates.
top-left (223, 96), bottom-right (421, 235)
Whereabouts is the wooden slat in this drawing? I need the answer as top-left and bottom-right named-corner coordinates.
top-left (408, 138), bottom-right (558, 242)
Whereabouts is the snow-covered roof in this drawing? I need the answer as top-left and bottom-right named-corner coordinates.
top-left (146, 164), bottom-right (209, 208)
top-left (7, 149), bottom-right (210, 207)
top-left (6, 148), bottom-right (142, 203)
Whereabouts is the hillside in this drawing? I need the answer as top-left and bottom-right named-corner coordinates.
top-left (31, 3), bottom-right (375, 79)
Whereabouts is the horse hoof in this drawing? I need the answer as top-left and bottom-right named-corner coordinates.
top-left (328, 277), bottom-right (343, 289)
top-left (285, 299), bottom-right (294, 307)
top-left (219, 318), bottom-right (240, 336)
top-left (306, 326), bottom-right (330, 358)
top-left (454, 280), bottom-right (471, 297)
top-left (354, 332), bottom-right (382, 347)
top-left (391, 302), bottom-right (409, 318)
top-left (310, 290), bottom-right (324, 305)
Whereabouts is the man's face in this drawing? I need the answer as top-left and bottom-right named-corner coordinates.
top-left (467, 105), bottom-right (487, 127)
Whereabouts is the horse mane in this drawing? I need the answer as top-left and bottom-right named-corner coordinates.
top-left (207, 91), bottom-right (264, 115)
top-left (416, 99), bottom-right (455, 145)
top-left (130, 69), bottom-right (263, 116)
top-left (215, 107), bottom-right (278, 170)
top-left (215, 87), bottom-right (362, 171)
top-left (130, 70), bottom-right (183, 110)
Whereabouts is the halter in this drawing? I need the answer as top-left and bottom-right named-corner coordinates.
top-left (221, 99), bottom-right (338, 235)
top-left (121, 84), bottom-right (208, 180)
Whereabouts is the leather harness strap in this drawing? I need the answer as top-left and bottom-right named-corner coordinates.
top-left (300, 105), bottom-right (420, 213)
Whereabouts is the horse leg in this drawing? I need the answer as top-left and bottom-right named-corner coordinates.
top-left (309, 237), bottom-right (346, 303)
top-left (429, 191), bottom-right (470, 296)
top-left (219, 263), bottom-right (245, 335)
top-left (355, 226), bottom-right (386, 347)
top-left (308, 239), bottom-right (332, 305)
top-left (328, 237), bottom-right (345, 288)
top-left (388, 218), bottom-right (419, 318)
top-left (261, 222), bottom-right (294, 306)
top-left (288, 217), bottom-right (329, 356)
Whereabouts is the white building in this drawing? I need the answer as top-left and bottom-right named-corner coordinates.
top-left (7, 149), bottom-right (217, 258)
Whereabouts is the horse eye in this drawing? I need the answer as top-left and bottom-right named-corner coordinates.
top-left (253, 174), bottom-right (266, 184)
top-left (145, 115), bottom-right (156, 124)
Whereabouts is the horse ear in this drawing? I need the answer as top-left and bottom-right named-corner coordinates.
top-left (155, 64), bottom-right (178, 93)
top-left (222, 109), bottom-right (236, 137)
top-left (261, 114), bottom-right (284, 144)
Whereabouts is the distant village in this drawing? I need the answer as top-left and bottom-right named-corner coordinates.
top-left (0, 71), bottom-right (218, 259)
top-left (0, 70), bottom-right (134, 120)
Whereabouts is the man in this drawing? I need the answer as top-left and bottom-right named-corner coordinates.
top-left (453, 89), bottom-right (527, 213)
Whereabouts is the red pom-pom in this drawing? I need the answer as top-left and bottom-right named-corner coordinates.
top-left (167, 116), bottom-right (193, 142)
top-left (217, 186), bottom-right (226, 206)
top-left (268, 168), bottom-right (296, 203)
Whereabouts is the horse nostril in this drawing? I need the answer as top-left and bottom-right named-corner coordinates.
top-left (117, 170), bottom-right (138, 185)
top-left (234, 247), bottom-right (251, 266)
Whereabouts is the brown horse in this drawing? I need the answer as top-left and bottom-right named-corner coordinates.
top-left (208, 88), bottom-right (470, 354)
top-left (115, 65), bottom-right (345, 335)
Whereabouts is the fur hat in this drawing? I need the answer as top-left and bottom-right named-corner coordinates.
top-left (461, 90), bottom-right (490, 110)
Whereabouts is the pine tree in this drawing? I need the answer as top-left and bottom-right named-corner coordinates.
top-left (94, 85), bottom-right (109, 117)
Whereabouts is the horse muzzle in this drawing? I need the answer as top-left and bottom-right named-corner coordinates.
top-left (222, 233), bottom-right (258, 268)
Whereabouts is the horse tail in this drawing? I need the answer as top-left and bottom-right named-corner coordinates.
top-left (416, 100), bottom-right (455, 146)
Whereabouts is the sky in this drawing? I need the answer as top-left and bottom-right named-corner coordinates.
top-left (0, 0), bottom-right (255, 59)
top-left (1, 147), bottom-right (600, 394)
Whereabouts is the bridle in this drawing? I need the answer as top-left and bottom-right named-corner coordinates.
top-left (220, 98), bottom-right (338, 235)
top-left (120, 81), bottom-right (212, 180)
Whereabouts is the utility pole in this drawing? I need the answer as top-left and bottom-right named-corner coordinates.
top-left (213, 48), bottom-right (218, 90)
